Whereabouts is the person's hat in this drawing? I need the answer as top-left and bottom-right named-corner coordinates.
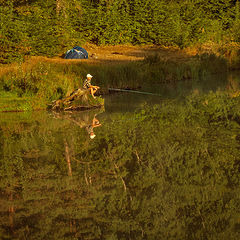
top-left (87, 74), bottom-right (93, 78)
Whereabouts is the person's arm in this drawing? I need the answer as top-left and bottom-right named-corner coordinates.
top-left (92, 123), bottom-right (101, 128)
top-left (91, 85), bottom-right (100, 88)
top-left (92, 117), bottom-right (101, 127)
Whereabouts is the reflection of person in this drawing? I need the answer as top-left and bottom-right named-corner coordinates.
top-left (86, 115), bottom-right (101, 139)
top-left (83, 74), bottom-right (100, 99)
top-left (54, 109), bottom-right (103, 140)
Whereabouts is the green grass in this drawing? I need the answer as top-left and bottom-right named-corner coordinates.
top-left (0, 91), bottom-right (32, 112)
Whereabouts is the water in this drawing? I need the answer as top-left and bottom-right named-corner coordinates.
top-left (0, 73), bottom-right (240, 240)
top-left (105, 71), bottom-right (231, 113)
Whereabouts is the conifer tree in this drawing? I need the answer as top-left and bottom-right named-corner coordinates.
top-left (0, 0), bottom-right (240, 62)
top-left (0, 1), bottom-right (29, 62)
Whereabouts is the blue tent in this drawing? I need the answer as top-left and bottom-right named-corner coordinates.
top-left (64, 46), bottom-right (88, 59)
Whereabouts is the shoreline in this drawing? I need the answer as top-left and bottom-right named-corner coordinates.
top-left (0, 43), bottom-right (239, 112)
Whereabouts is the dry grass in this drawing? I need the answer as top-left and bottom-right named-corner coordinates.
top-left (1, 42), bottom-right (239, 77)
top-left (184, 41), bottom-right (240, 62)
top-left (0, 44), bottom-right (197, 78)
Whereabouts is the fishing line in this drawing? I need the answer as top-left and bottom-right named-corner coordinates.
top-left (108, 88), bottom-right (162, 97)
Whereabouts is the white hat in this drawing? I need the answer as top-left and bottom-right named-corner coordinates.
top-left (87, 74), bottom-right (93, 78)
top-left (90, 133), bottom-right (96, 139)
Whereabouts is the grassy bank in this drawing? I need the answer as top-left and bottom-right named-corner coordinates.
top-left (0, 50), bottom-right (233, 112)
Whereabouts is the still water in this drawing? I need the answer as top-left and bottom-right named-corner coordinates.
top-left (0, 73), bottom-right (240, 240)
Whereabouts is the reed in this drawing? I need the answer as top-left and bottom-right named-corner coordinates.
top-left (142, 52), bottom-right (228, 83)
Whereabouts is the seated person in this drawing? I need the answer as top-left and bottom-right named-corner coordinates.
top-left (83, 74), bottom-right (100, 98)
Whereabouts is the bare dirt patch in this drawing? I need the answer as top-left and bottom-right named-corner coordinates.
top-left (27, 44), bottom-right (196, 65)
top-left (0, 44), bottom-right (196, 77)
top-left (83, 43), bottom-right (194, 63)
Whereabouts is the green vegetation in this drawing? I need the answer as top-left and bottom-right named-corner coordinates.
top-left (0, 52), bottom-right (229, 111)
top-left (0, 0), bottom-right (240, 63)
top-left (1, 0), bottom-right (240, 111)
top-left (0, 91), bottom-right (240, 239)
top-left (1, 1), bottom-right (240, 238)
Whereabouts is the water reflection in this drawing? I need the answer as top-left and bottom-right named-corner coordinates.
top-left (86, 116), bottom-right (102, 139)
top-left (104, 72), bottom-right (234, 113)
top-left (1, 72), bottom-right (240, 239)
top-left (52, 108), bottom-right (103, 140)
top-left (226, 72), bottom-right (240, 97)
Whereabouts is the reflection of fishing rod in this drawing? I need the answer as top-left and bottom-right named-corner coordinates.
top-left (108, 88), bottom-right (162, 97)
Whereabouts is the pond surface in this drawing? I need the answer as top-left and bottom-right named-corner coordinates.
top-left (0, 72), bottom-right (240, 240)
top-left (105, 71), bottom-right (230, 113)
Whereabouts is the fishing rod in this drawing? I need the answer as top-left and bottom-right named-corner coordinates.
top-left (108, 88), bottom-right (162, 97)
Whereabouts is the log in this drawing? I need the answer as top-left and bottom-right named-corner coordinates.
top-left (50, 88), bottom-right (104, 111)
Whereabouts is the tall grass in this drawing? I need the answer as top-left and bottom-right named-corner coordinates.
top-left (143, 52), bottom-right (228, 83)
top-left (185, 41), bottom-right (240, 70)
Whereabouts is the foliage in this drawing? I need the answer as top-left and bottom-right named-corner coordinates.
top-left (0, 0), bottom-right (240, 63)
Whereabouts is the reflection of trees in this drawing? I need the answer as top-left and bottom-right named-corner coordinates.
top-left (0, 95), bottom-right (240, 239)
top-left (227, 73), bottom-right (240, 97)
top-left (64, 139), bottom-right (72, 177)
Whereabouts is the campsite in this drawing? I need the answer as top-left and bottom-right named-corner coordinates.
top-left (1, 1), bottom-right (240, 240)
